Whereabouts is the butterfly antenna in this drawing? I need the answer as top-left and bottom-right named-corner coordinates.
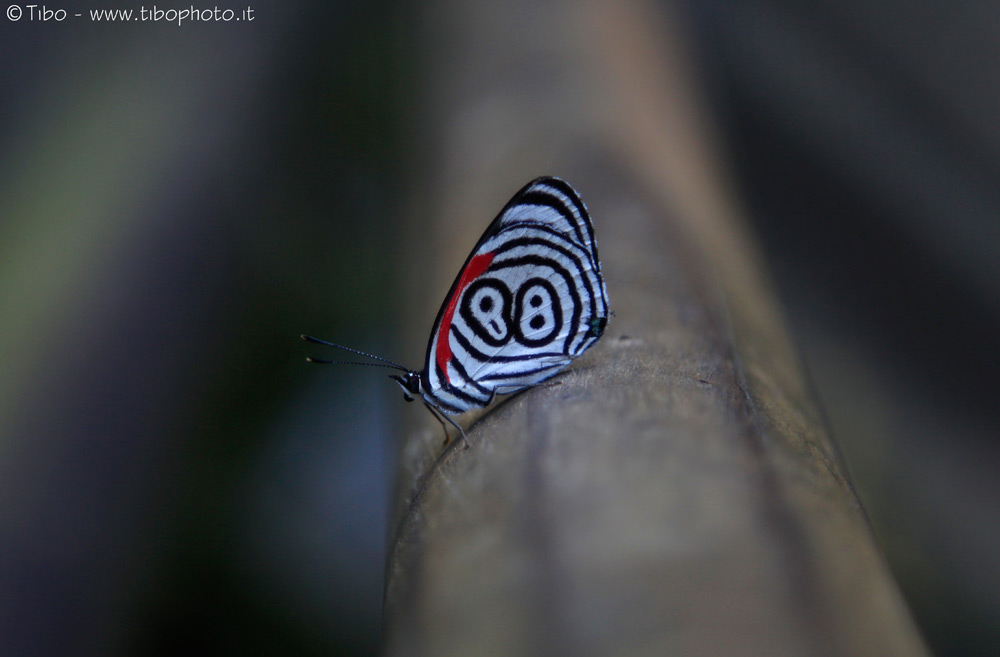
top-left (305, 357), bottom-right (408, 369)
top-left (301, 334), bottom-right (409, 371)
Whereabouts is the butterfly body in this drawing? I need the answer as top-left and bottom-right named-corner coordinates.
top-left (306, 176), bottom-right (609, 439)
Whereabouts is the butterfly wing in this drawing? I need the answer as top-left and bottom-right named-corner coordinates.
top-left (422, 177), bottom-right (610, 414)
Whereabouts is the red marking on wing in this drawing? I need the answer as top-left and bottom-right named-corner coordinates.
top-left (436, 251), bottom-right (495, 382)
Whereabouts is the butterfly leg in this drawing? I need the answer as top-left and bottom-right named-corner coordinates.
top-left (423, 401), bottom-right (470, 449)
top-left (422, 401), bottom-right (450, 443)
top-left (443, 413), bottom-right (470, 450)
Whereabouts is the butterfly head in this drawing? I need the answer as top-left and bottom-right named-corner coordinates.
top-left (390, 371), bottom-right (422, 403)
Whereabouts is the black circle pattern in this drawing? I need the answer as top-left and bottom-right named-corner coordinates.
top-left (513, 278), bottom-right (562, 347)
top-left (459, 278), bottom-right (512, 347)
top-left (458, 274), bottom-right (565, 350)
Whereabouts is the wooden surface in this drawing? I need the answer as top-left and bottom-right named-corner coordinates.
top-left (383, 1), bottom-right (931, 656)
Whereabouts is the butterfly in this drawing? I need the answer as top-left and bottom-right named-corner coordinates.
top-left (303, 176), bottom-right (610, 444)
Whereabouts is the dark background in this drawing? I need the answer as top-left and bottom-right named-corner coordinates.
top-left (0, 1), bottom-right (996, 655)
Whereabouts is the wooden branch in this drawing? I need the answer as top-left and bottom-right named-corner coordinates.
top-left (384, 1), bottom-right (931, 656)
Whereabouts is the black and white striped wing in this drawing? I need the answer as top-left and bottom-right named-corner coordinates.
top-left (421, 177), bottom-right (610, 414)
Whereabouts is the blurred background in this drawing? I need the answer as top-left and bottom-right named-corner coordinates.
top-left (0, 1), bottom-right (996, 656)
